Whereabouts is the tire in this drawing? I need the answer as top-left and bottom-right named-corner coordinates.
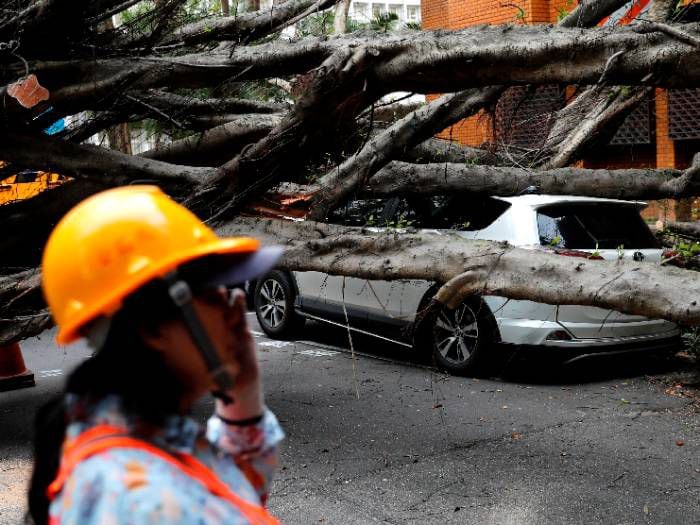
top-left (254, 271), bottom-right (305, 338)
top-left (416, 295), bottom-right (499, 376)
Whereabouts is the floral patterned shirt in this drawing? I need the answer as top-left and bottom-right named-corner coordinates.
top-left (49, 395), bottom-right (284, 524)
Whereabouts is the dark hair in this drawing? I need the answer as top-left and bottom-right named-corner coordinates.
top-left (27, 279), bottom-right (185, 525)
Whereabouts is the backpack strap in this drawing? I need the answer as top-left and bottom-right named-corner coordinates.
top-left (48, 424), bottom-right (279, 525)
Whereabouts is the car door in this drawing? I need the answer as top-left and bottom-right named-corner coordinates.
top-left (319, 198), bottom-right (390, 322)
top-left (338, 197), bottom-right (432, 333)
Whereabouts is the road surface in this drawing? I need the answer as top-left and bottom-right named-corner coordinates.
top-left (1, 315), bottom-right (698, 524)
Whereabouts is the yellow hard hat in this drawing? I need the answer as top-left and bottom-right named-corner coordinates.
top-left (42, 186), bottom-right (278, 345)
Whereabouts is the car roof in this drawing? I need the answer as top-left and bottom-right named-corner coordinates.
top-left (494, 194), bottom-right (647, 209)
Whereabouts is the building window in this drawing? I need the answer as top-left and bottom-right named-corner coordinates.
top-left (372, 3), bottom-right (386, 19)
top-left (353, 1), bottom-right (369, 20)
top-left (609, 97), bottom-right (652, 145)
top-left (388, 4), bottom-right (403, 21)
top-left (406, 5), bottom-right (420, 22)
top-left (668, 89), bottom-right (700, 141)
top-left (494, 85), bottom-right (565, 150)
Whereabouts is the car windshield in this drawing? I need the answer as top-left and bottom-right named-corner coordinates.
top-left (537, 203), bottom-right (659, 249)
top-left (327, 196), bottom-right (511, 230)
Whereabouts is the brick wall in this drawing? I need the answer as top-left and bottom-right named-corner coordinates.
top-left (422, 0), bottom-right (448, 28)
top-left (422, 0), bottom-right (700, 221)
top-left (424, 0), bottom-right (568, 147)
top-left (437, 112), bottom-right (494, 146)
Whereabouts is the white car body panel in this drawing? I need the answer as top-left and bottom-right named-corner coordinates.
top-left (293, 195), bottom-right (680, 349)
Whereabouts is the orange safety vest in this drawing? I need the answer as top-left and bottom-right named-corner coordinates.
top-left (47, 424), bottom-right (280, 525)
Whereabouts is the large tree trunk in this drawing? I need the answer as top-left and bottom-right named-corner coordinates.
top-left (363, 161), bottom-right (700, 200)
top-left (107, 122), bottom-right (133, 154)
top-left (665, 221), bottom-right (700, 239)
top-left (540, 0), bottom-right (677, 168)
top-left (308, 88), bottom-right (505, 219)
top-left (139, 114), bottom-right (283, 165)
top-left (0, 132), bottom-right (212, 186)
top-left (0, 270), bottom-right (52, 346)
top-left (221, 217), bottom-right (700, 326)
top-left (334, 0), bottom-right (352, 34)
top-left (11, 24), bottom-right (700, 117)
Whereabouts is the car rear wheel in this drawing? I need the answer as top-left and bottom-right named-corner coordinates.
top-left (254, 271), bottom-right (305, 338)
top-left (417, 296), bottom-right (499, 375)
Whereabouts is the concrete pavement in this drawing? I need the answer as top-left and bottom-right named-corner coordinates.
top-left (1, 316), bottom-right (698, 524)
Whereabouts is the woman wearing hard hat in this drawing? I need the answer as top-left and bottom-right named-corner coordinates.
top-left (28, 186), bottom-right (284, 525)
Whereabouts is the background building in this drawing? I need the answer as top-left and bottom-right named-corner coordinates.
top-left (350, 0), bottom-right (422, 26)
top-left (423, 0), bottom-right (700, 221)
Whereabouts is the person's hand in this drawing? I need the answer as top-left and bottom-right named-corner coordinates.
top-left (217, 288), bottom-right (265, 420)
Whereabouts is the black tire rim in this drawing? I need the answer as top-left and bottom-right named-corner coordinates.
top-left (258, 278), bottom-right (287, 329)
top-left (432, 303), bottom-right (479, 365)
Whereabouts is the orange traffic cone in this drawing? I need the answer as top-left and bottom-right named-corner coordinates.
top-left (0, 342), bottom-right (35, 391)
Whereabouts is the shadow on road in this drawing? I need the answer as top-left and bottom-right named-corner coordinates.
top-left (293, 320), bottom-right (693, 386)
top-left (496, 346), bottom-right (692, 385)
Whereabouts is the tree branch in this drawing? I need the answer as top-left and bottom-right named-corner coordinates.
top-left (140, 113), bottom-right (283, 165)
top-left (159, 0), bottom-right (341, 46)
top-left (0, 132), bottom-right (213, 186)
top-left (308, 87), bottom-right (505, 219)
top-left (221, 217), bottom-right (700, 326)
top-left (365, 161), bottom-right (700, 200)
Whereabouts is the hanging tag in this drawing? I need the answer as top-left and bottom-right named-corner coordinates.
top-left (7, 74), bottom-right (50, 109)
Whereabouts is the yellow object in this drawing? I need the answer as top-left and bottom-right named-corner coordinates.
top-left (42, 186), bottom-right (260, 344)
top-left (0, 170), bottom-right (66, 205)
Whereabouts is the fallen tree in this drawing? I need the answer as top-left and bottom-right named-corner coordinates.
top-left (365, 162), bottom-right (700, 200)
top-left (3, 0), bottom-right (700, 347)
top-left (221, 217), bottom-right (700, 325)
top-left (665, 221), bottom-right (700, 240)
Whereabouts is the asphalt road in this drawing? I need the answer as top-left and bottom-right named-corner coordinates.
top-left (1, 315), bottom-right (698, 524)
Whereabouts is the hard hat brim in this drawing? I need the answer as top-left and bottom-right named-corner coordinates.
top-left (201, 246), bottom-right (285, 288)
top-left (54, 237), bottom-right (271, 345)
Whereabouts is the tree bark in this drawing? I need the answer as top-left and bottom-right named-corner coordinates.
top-left (0, 132), bottom-right (212, 186)
top-left (404, 139), bottom-right (503, 165)
top-left (365, 161), bottom-right (700, 200)
top-left (160, 0), bottom-right (340, 46)
top-left (12, 23), bottom-right (700, 116)
top-left (107, 122), bottom-right (133, 154)
top-left (140, 113), bottom-right (283, 165)
top-left (0, 270), bottom-right (51, 346)
top-left (220, 217), bottom-right (700, 326)
top-left (665, 221), bottom-right (700, 239)
top-left (334, 0), bottom-right (351, 34)
top-left (308, 88), bottom-right (506, 219)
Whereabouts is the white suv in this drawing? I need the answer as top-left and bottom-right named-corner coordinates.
top-left (253, 195), bottom-right (680, 374)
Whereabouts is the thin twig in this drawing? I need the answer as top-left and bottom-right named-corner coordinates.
top-left (597, 50), bottom-right (624, 85)
top-left (634, 21), bottom-right (700, 48)
top-left (341, 276), bottom-right (360, 400)
top-left (124, 94), bottom-right (185, 129)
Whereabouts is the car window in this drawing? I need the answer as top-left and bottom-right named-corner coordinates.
top-left (331, 196), bottom-right (511, 231)
top-left (15, 171), bottom-right (38, 183)
top-left (327, 198), bottom-right (388, 227)
top-left (425, 196), bottom-right (511, 230)
top-left (537, 204), bottom-right (659, 249)
top-left (386, 196), bottom-right (509, 231)
top-left (380, 197), bottom-right (431, 228)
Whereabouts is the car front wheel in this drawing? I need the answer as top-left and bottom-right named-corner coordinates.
top-left (418, 297), bottom-right (499, 375)
top-left (254, 271), bottom-right (305, 338)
